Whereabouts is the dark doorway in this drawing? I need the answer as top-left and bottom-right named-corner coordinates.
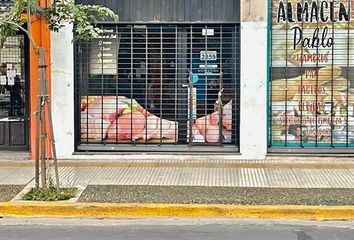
top-left (0, 35), bottom-right (29, 150)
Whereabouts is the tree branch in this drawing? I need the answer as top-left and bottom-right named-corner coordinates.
top-left (2, 20), bottom-right (38, 50)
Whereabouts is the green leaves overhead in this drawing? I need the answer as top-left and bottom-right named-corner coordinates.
top-left (46, 1), bottom-right (119, 41)
top-left (0, 0), bottom-right (36, 38)
top-left (0, 0), bottom-right (119, 41)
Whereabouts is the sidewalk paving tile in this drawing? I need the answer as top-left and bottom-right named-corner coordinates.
top-left (264, 169), bottom-right (299, 188)
top-left (0, 167), bottom-right (33, 185)
top-left (0, 170), bottom-right (10, 182)
top-left (239, 168), bottom-right (269, 188)
top-left (0, 168), bottom-right (18, 182)
top-left (3, 167), bottom-right (34, 185)
top-left (147, 167), bottom-right (173, 186)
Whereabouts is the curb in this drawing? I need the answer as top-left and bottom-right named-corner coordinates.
top-left (0, 202), bottom-right (353, 220)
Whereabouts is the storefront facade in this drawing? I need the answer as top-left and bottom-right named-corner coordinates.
top-left (268, 0), bottom-right (354, 153)
top-left (52, 0), bottom-right (354, 159)
top-left (51, 0), bottom-right (268, 159)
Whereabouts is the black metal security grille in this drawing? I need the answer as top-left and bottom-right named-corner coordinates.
top-left (269, 0), bottom-right (354, 152)
top-left (75, 24), bottom-right (240, 151)
top-left (0, 36), bottom-right (26, 119)
top-left (0, 35), bottom-right (28, 149)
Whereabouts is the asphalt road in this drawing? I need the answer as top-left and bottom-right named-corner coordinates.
top-left (0, 218), bottom-right (353, 240)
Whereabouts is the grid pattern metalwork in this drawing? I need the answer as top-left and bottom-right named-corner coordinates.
top-left (269, 0), bottom-right (354, 151)
top-left (75, 24), bottom-right (240, 151)
top-left (0, 36), bottom-right (26, 119)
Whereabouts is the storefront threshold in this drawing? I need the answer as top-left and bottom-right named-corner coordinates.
top-left (76, 144), bottom-right (239, 154)
top-left (268, 147), bottom-right (354, 155)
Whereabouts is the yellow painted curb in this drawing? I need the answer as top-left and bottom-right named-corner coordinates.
top-left (0, 202), bottom-right (353, 220)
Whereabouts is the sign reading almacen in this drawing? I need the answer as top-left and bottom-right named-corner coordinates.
top-left (277, 0), bottom-right (350, 50)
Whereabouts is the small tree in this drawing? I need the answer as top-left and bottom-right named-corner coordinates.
top-left (0, 0), bottom-right (118, 189)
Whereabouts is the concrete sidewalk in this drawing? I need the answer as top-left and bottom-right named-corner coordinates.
top-left (0, 157), bottom-right (353, 188)
top-left (1, 157), bottom-right (354, 220)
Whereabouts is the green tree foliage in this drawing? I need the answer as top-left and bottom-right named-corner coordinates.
top-left (0, 0), bottom-right (118, 42)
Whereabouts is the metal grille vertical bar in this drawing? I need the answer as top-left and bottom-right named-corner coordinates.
top-left (315, 0), bottom-right (319, 147)
top-left (115, 26), bottom-right (119, 144)
top-left (100, 26), bottom-right (104, 142)
top-left (300, 0), bottom-right (304, 148)
top-left (220, 25), bottom-right (223, 76)
top-left (204, 25), bottom-right (208, 143)
top-left (331, 12), bottom-right (335, 148)
top-left (21, 36), bottom-right (26, 121)
top-left (220, 25), bottom-right (223, 82)
top-left (175, 25), bottom-right (178, 144)
top-left (269, 1), bottom-right (273, 148)
top-left (284, 0), bottom-right (289, 147)
top-left (235, 24), bottom-right (238, 147)
top-left (160, 25), bottom-right (163, 145)
top-left (189, 25), bottom-right (193, 146)
top-left (145, 26), bottom-right (148, 143)
top-left (85, 41), bottom-right (89, 143)
top-left (130, 25), bottom-right (134, 143)
top-left (220, 25), bottom-right (223, 144)
top-left (76, 44), bottom-right (82, 144)
top-left (346, 1), bottom-right (350, 147)
top-left (219, 72), bottom-right (224, 145)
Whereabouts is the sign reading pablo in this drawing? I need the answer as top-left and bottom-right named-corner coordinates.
top-left (270, 0), bottom-right (354, 147)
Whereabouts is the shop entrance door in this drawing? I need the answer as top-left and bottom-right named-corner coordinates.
top-left (185, 25), bottom-right (233, 147)
top-left (0, 36), bottom-right (28, 150)
top-left (187, 72), bottom-right (224, 146)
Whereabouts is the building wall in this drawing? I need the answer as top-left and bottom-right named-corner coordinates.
top-left (239, 0), bottom-right (267, 159)
top-left (241, 0), bottom-right (266, 22)
top-left (240, 21), bottom-right (267, 159)
top-left (51, 0), bottom-right (268, 159)
top-left (51, 23), bottom-right (75, 159)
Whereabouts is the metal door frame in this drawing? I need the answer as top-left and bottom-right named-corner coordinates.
top-left (188, 72), bottom-right (224, 147)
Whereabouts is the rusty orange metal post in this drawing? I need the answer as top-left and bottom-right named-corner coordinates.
top-left (29, 0), bottom-right (51, 160)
